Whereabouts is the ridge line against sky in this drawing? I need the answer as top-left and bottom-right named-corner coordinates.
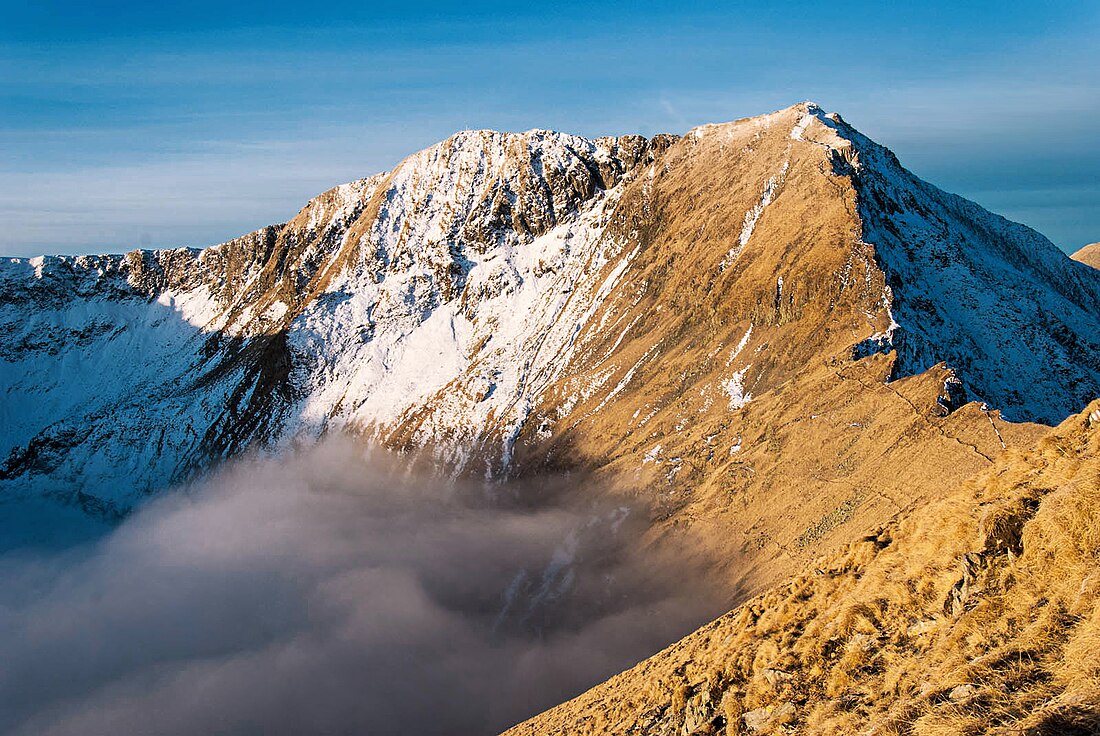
top-left (2, 0), bottom-right (1098, 258)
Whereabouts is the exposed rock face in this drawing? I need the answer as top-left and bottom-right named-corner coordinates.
top-left (2, 104), bottom-right (1098, 543)
top-left (0, 131), bottom-right (672, 513)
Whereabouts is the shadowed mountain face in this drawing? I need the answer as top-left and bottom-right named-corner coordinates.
top-left (2, 105), bottom-right (1098, 564)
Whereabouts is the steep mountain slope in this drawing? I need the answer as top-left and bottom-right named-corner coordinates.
top-left (504, 400), bottom-right (1100, 736)
top-left (1074, 242), bottom-right (1100, 269)
top-left (2, 101), bottom-right (1098, 601)
top-left (0, 131), bottom-right (673, 514)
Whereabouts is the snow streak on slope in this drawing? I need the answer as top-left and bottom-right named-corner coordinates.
top-left (737, 163), bottom-right (787, 249)
top-left (720, 161), bottom-right (789, 271)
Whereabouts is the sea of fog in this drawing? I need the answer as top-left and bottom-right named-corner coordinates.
top-left (0, 438), bottom-right (722, 735)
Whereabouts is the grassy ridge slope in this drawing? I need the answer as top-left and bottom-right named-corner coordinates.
top-left (505, 400), bottom-right (1100, 735)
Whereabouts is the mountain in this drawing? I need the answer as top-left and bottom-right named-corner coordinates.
top-left (0, 130), bottom-right (667, 514)
top-left (504, 400), bottom-right (1100, 735)
top-left (2, 103), bottom-right (1099, 600)
top-left (1073, 242), bottom-right (1100, 269)
top-left (5, 101), bottom-right (1100, 734)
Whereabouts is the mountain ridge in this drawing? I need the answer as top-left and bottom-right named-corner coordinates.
top-left (503, 399), bottom-right (1100, 735)
top-left (5, 103), bottom-right (1100, 731)
top-left (2, 105), bottom-right (1098, 574)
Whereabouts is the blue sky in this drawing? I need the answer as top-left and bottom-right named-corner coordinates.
top-left (2, 0), bottom-right (1098, 257)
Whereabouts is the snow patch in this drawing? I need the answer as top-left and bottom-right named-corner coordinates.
top-left (722, 161), bottom-right (788, 268)
top-left (720, 366), bottom-right (753, 410)
top-left (727, 324), bottom-right (753, 366)
top-left (791, 113), bottom-right (813, 141)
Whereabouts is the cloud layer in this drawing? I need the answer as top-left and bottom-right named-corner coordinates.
top-left (0, 439), bottom-right (720, 735)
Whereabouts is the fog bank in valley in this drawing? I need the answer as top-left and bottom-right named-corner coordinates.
top-left (0, 438), bottom-right (721, 735)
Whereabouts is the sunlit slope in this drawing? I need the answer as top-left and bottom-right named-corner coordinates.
top-left (504, 400), bottom-right (1100, 736)
top-left (1073, 242), bottom-right (1100, 269)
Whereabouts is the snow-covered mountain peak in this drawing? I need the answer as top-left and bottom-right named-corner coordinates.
top-left (3, 104), bottom-right (1099, 515)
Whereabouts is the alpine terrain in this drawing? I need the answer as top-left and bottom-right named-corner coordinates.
top-left (2, 103), bottom-right (1100, 732)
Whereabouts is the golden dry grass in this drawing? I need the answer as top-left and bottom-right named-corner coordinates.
top-left (503, 400), bottom-right (1100, 735)
top-left (1071, 242), bottom-right (1100, 270)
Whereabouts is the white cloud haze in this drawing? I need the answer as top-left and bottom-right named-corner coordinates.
top-left (0, 438), bottom-right (722, 735)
